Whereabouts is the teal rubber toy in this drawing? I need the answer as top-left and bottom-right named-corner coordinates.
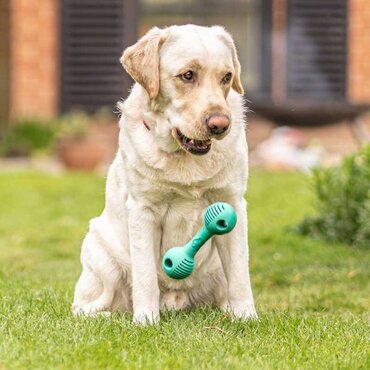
top-left (162, 202), bottom-right (237, 280)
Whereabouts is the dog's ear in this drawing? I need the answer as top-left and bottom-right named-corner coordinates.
top-left (230, 45), bottom-right (244, 95)
top-left (213, 27), bottom-right (244, 95)
top-left (120, 27), bottom-right (167, 100)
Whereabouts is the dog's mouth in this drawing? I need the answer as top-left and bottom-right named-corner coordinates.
top-left (172, 128), bottom-right (212, 155)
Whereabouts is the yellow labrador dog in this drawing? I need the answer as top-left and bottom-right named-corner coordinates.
top-left (72, 25), bottom-right (257, 324)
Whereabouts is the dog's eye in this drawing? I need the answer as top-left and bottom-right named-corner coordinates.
top-left (180, 70), bottom-right (195, 82)
top-left (222, 72), bottom-right (232, 84)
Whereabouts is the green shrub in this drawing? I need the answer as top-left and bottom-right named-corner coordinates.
top-left (0, 119), bottom-right (56, 157)
top-left (55, 111), bottom-right (90, 141)
top-left (296, 145), bottom-right (370, 248)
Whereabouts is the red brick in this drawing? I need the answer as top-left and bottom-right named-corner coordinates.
top-left (348, 0), bottom-right (370, 103)
top-left (10, 0), bottom-right (59, 119)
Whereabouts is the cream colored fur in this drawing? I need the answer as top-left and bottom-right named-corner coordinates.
top-left (72, 25), bottom-right (257, 324)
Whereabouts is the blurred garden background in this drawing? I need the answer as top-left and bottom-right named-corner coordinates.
top-left (0, 0), bottom-right (370, 170)
top-left (0, 0), bottom-right (369, 369)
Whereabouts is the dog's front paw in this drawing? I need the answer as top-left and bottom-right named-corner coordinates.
top-left (229, 301), bottom-right (258, 320)
top-left (133, 310), bottom-right (159, 325)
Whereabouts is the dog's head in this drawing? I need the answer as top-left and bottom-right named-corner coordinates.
top-left (120, 25), bottom-right (244, 155)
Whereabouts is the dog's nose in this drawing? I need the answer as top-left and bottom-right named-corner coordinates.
top-left (206, 114), bottom-right (230, 136)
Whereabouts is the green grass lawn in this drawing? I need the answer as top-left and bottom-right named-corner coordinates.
top-left (0, 170), bottom-right (369, 369)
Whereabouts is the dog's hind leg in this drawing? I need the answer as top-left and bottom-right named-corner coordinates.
top-left (73, 289), bottom-right (115, 317)
top-left (72, 232), bottom-right (121, 316)
top-left (72, 267), bottom-right (102, 309)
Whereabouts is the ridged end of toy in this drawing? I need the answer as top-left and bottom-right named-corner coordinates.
top-left (163, 257), bottom-right (194, 280)
top-left (204, 202), bottom-right (237, 235)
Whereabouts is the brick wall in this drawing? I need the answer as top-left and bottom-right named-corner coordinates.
top-left (10, 0), bottom-right (59, 119)
top-left (6, 0), bottom-right (370, 121)
top-left (0, 0), bottom-right (10, 129)
top-left (348, 0), bottom-right (370, 103)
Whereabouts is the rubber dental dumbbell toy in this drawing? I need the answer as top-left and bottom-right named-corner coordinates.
top-left (162, 202), bottom-right (237, 279)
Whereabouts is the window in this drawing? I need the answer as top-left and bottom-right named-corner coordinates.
top-left (139, 0), bottom-right (271, 97)
top-left (286, 0), bottom-right (347, 101)
top-left (60, 0), bottom-right (137, 113)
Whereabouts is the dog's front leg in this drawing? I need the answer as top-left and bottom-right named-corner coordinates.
top-left (216, 198), bottom-right (258, 320)
top-left (128, 201), bottom-right (160, 324)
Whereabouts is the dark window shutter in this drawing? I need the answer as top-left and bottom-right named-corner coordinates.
top-left (61, 0), bottom-right (137, 114)
top-left (287, 0), bottom-right (347, 101)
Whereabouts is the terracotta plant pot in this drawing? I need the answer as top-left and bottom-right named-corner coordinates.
top-left (57, 139), bottom-right (106, 171)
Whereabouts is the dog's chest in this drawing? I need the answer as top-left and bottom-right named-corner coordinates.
top-left (157, 188), bottom-right (209, 236)
top-left (157, 195), bottom-right (218, 284)
top-left (156, 184), bottom-right (231, 247)
top-left (153, 180), bottom-right (233, 240)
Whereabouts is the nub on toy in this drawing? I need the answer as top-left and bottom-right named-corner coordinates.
top-left (162, 202), bottom-right (237, 279)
